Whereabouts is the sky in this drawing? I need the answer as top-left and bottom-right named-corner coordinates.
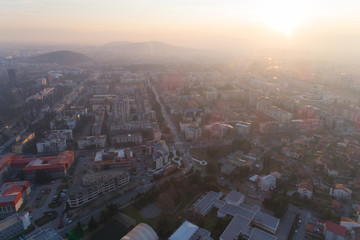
top-left (1, 0), bottom-right (360, 60)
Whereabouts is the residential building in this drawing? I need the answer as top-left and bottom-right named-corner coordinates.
top-left (146, 140), bottom-right (170, 172)
top-left (67, 170), bottom-right (130, 208)
top-left (111, 133), bottom-right (143, 144)
top-left (331, 184), bottom-right (352, 199)
top-left (12, 132), bottom-right (35, 154)
top-left (325, 221), bottom-right (346, 240)
top-left (36, 138), bottom-right (66, 153)
top-left (235, 121), bottom-right (251, 137)
top-left (0, 212), bottom-right (31, 240)
top-left (298, 181), bottom-right (313, 199)
top-left (0, 181), bottom-right (31, 214)
top-left (77, 135), bottom-right (107, 149)
top-left (259, 175), bottom-right (276, 191)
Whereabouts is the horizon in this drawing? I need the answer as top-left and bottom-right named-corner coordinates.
top-left (1, 1), bottom-right (360, 62)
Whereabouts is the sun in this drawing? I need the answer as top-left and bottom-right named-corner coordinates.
top-left (258, 0), bottom-right (306, 37)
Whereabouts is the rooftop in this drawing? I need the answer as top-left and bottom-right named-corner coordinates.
top-left (0, 214), bottom-right (21, 231)
top-left (326, 221), bottom-right (346, 237)
top-left (252, 211), bottom-right (280, 233)
top-left (220, 215), bottom-right (252, 240)
top-left (248, 228), bottom-right (277, 240)
top-left (225, 190), bottom-right (244, 205)
top-left (169, 220), bottom-right (199, 240)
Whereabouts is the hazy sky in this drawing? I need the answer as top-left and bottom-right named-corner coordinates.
top-left (1, 0), bottom-right (360, 59)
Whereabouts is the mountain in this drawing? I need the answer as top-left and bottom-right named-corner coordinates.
top-left (30, 50), bottom-right (92, 65)
top-left (81, 41), bottom-right (210, 61)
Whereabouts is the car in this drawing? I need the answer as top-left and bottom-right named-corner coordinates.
top-left (53, 195), bottom-right (58, 199)
top-left (51, 180), bottom-right (56, 184)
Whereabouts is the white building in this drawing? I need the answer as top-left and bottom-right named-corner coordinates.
top-left (298, 182), bottom-right (313, 199)
top-left (331, 184), bottom-right (352, 199)
top-left (259, 175), bottom-right (276, 191)
top-left (67, 170), bottom-right (130, 208)
top-left (235, 121), bottom-right (251, 137)
top-left (77, 135), bottom-right (107, 149)
top-left (37, 139), bottom-right (66, 153)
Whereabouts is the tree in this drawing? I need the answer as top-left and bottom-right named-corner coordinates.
top-left (99, 209), bottom-right (108, 223)
top-left (88, 216), bottom-right (98, 231)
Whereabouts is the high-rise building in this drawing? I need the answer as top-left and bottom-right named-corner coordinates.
top-left (113, 95), bottom-right (130, 122)
top-left (7, 69), bottom-right (17, 82)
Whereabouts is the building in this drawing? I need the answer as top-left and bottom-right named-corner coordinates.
top-left (121, 223), bottom-right (158, 240)
top-left (67, 170), bottom-right (130, 208)
top-left (0, 181), bottom-right (31, 214)
top-left (146, 140), bottom-right (170, 172)
top-left (113, 95), bottom-right (130, 122)
top-left (259, 175), bottom-right (276, 191)
top-left (193, 191), bottom-right (223, 216)
top-left (256, 100), bottom-right (293, 122)
top-left (77, 135), bottom-right (107, 149)
top-left (9, 151), bottom-right (74, 179)
top-left (28, 229), bottom-right (63, 240)
top-left (298, 181), bottom-right (313, 199)
top-left (36, 138), bottom-right (66, 153)
top-left (111, 133), bottom-right (143, 144)
top-left (0, 212), bottom-right (31, 240)
top-left (0, 153), bottom-right (13, 184)
top-left (94, 148), bottom-right (136, 171)
top-left (331, 184), bottom-right (352, 199)
top-left (169, 220), bottom-right (199, 240)
top-left (12, 132), bottom-right (35, 154)
top-left (224, 191), bottom-right (245, 207)
top-left (248, 228), bottom-right (277, 240)
top-left (235, 121), bottom-right (251, 137)
top-left (7, 69), bottom-right (17, 82)
top-left (325, 221), bottom-right (346, 240)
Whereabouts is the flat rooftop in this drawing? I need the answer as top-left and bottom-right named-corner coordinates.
top-left (248, 228), bottom-right (277, 240)
top-left (252, 211), bottom-right (280, 233)
top-left (169, 220), bottom-right (199, 240)
top-left (220, 215), bottom-right (252, 240)
top-left (228, 205), bottom-right (255, 220)
top-left (194, 191), bottom-right (222, 213)
top-left (0, 214), bottom-right (21, 231)
top-left (225, 190), bottom-right (244, 204)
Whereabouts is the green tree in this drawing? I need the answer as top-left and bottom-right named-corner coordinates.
top-left (88, 216), bottom-right (98, 231)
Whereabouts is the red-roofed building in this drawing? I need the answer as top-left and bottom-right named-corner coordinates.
top-left (331, 184), bottom-right (352, 199)
top-left (298, 180), bottom-right (313, 199)
top-left (0, 153), bottom-right (15, 184)
top-left (325, 221), bottom-right (346, 240)
top-left (0, 151), bottom-right (74, 180)
top-left (0, 181), bottom-right (31, 214)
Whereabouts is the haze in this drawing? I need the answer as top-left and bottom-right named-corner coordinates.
top-left (1, 0), bottom-right (360, 61)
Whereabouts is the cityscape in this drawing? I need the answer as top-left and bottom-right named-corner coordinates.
top-left (1, 1), bottom-right (360, 240)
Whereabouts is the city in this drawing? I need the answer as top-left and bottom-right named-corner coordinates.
top-left (1, 1), bottom-right (360, 240)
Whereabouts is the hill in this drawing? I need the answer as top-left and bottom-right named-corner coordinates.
top-left (81, 41), bottom-right (209, 61)
top-left (30, 50), bottom-right (92, 65)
